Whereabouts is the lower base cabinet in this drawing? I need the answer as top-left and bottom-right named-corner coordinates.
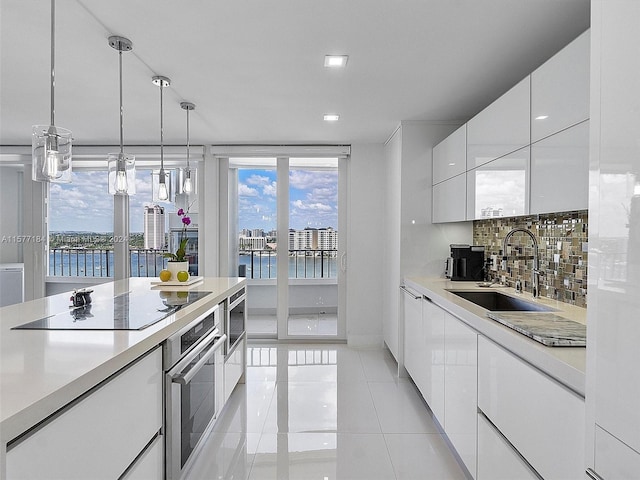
top-left (592, 426), bottom-right (640, 479)
top-left (6, 347), bottom-right (163, 480)
top-left (477, 413), bottom-right (539, 480)
top-left (478, 336), bottom-right (585, 480)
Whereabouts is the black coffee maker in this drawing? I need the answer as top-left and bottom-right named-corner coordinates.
top-left (446, 244), bottom-right (485, 281)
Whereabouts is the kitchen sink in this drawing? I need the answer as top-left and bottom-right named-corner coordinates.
top-left (447, 290), bottom-right (556, 312)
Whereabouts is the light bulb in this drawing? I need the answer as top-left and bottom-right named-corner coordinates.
top-left (114, 170), bottom-right (128, 193)
top-left (158, 179), bottom-right (169, 201)
top-left (183, 170), bottom-right (193, 194)
top-left (44, 149), bottom-right (61, 179)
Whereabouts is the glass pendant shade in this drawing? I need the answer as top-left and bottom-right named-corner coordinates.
top-left (108, 153), bottom-right (136, 195)
top-left (32, 125), bottom-right (72, 183)
top-left (176, 167), bottom-right (197, 195)
top-left (183, 169), bottom-right (193, 194)
top-left (152, 170), bottom-right (171, 202)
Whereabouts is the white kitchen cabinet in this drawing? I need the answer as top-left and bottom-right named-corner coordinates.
top-left (467, 76), bottom-right (530, 169)
top-left (402, 285), bottom-right (424, 387)
top-left (421, 297), bottom-right (445, 423)
top-left (477, 413), bottom-right (539, 480)
top-left (6, 347), bottom-right (163, 480)
top-left (477, 335), bottom-right (584, 480)
top-left (531, 30), bottom-right (590, 143)
top-left (530, 120), bottom-right (589, 214)
top-left (466, 146), bottom-right (529, 220)
top-left (587, 3), bottom-right (640, 476)
top-left (443, 312), bottom-right (477, 478)
top-left (121, 434), bottom-right (164, 480)
top-left (432, 173), bottom-right (466, 223)
top-left (433, 124), bottom-right (466, 184)
top-left (225, 336), bottom-right (246, 402)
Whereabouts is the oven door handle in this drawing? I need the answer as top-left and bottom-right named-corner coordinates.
top-left (169, 333), bottom-right (227, 385)
top-left (167, 327), bottom-right (221, 377)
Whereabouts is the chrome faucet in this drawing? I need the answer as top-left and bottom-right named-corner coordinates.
top-left (502, 227), bottom-right (543, 298)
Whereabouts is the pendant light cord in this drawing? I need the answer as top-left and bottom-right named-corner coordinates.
top-left (160, 81), bottom-right (164, 172)
top-left (50, 0), bottom-right (55, 126)
top-left (119, 49), bottom-right (124, 155)
top-left (186, 107), bottom-right (190, 169)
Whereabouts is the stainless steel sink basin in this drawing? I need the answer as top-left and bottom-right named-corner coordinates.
top-left (448, 290), bottom-right (555, 312)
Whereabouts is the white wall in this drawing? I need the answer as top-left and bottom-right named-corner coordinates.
top-left (346, 143), bottom-right (387, 346)
top-left (0, 166), bottom-right (23, 263)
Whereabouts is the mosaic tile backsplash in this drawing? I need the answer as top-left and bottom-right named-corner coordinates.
top-left (473, 211), bottom-right (588, 308)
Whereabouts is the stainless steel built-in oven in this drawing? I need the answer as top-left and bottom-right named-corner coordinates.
top-left (164, 302), bottom-right (226, 480)
top-left (226, 287), bottom-right (246, 355)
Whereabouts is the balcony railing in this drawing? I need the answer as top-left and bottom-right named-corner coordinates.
top-left (48, 248), bottom-right (170, 277)
top-left (239, 249), bottom-right (338, 279)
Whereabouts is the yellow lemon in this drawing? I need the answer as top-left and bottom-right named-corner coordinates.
top-left (159, 269), bottom-right (171, 282)
top-left (177, 271), bottom-right (190, 282)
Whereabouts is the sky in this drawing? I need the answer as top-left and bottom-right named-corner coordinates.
top-left (49, 167), bottom-right (339, 233)
top-left (238, 168), bottom-right (338, 231)
top-left (49, 169), bottom-right (169, 233)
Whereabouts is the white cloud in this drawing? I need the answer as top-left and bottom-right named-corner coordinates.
top-left (263, 181), bottom-right (277, 197)
top-left (239, 183), bottom-right (259, 197)
top-left (291, 199), bottom-right (333, 212)
top-left (246, 174), bottom-right (271, 187)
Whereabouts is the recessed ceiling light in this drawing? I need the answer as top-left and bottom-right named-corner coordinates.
top-left (535, 115), bottom-right (549, 120)
top-left (324, 114), bottom-right (339, 122)
top-left (324, 55), bottom-right (348, 68)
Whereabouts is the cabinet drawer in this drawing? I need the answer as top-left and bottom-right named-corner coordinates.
top-left (477, 413), bottom-right (539, 480)
top-left (7, 348), bottom-right (162, 480)
top-left (478, 336), bottom-right (584, 480)
top-left (121, 434), bottom-right (163, 480)
top-left (593, 425), bottom-right (640, 479)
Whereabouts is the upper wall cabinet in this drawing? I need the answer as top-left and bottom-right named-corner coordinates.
top-left (531, 30), bottom-right (590, 143)
top-left (466, 147), bottom-right (530, 220)
top-left (467, 76), bottom-right (531, 170)
top-left (433, 124), bottom-right (466, 185)
top-left (530, 120), bottom-right (589, 215)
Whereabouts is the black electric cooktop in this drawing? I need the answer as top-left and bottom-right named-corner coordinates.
top-left (13, 290), bottom-right (212, 331)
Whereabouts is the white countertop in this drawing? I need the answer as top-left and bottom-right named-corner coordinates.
top-left (0, 277), bottom-right (245, 444)
top-left (404, 277), bottom-right (587, 396)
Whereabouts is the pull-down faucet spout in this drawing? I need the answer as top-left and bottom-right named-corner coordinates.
top-left (502, 227), bottom-right (543, 298)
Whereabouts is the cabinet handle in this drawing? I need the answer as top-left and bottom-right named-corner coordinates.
top-left (586, 468), bottom-right (604, 480)
top-left (400, 285), bottom-right (422, 300)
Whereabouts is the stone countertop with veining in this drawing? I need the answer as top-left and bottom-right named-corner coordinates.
top-left (0, 277), bottom-right (245, 445)
top-left (404, 277), bottom-right (587, 396)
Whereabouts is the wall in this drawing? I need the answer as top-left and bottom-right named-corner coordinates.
top-left (0, 166), bottom-right (23, 263)
top-left (346, 143), bottom-right (386, 346)
top-left (473, 210), bottom-right (588, 307)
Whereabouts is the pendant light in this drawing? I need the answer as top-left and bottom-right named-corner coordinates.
top-left (152, 75), bottom-right (171, 201)
top-left (107, 36), bottom-right (135, 195)
top-left (32, 0), bottom-right (72, 183)
top-left (180, 102), bottom-right (195, 195)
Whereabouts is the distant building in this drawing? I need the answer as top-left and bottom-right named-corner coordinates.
top-left (251, 228), bottom-right (264, 238)
top-left (481, 206), bottom-right (504, 218)
top-left (144, 205), bottom-right (165, 249)
top-left (318, 227), bottom-right (338, 250)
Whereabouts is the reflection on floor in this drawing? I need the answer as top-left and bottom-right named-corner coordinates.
top-left (247, 314), bottom-right (338, 337)
top-left (183, 343), bottom-right (467, 480)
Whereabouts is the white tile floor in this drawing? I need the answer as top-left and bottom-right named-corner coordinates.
top-left (183, 343), bottom-right (468, 480)
top-left (247, 314), bottom-right (338, 337)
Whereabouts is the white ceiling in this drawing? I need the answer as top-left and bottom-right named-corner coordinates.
top-left (0, 0), bottom-right (590, 147)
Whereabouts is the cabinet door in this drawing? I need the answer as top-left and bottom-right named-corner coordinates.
top-left (402, 287), bottom-right (424, 386)
top-left (444, 313), bottom-right (477, 478)
top-left (478, 336), bottom-right (584, 480)
top-left (467, 76), bottom-right (530, 169)
top-left (422, 298), bottom-right (445, 423)
top-left (7, 348), bottom-right (162, 480)
top-left (530, 120), bottom-right (589, 214)
top-left (433, 174), bottom-right (466, 223)
top-left (433, 124), bottom-right (466, 184)
top-left (225, 337), bottom-right (246, 402)
top-left (466, 147), bottom-right (529, 220)
top-left (477, 413), bottom-right (539, 480)
top-left (531, 30), bottom-right (590, 143)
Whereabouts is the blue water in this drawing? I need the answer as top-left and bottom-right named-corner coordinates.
top-left (48, 250), bottom-right (167, 277)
